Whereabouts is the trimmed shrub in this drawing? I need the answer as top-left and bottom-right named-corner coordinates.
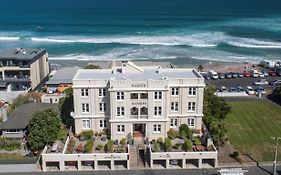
top-left (84, 140), bottom-right (94, 153)
top-left (157, 137), bottom-right (163, 144)
top-left (167, 128), bottom-right (178, 139)
top-left (152, 143), bottom-right (160, 152)
top-left (79, 131), bottom-right (93, 141)
top-left (182, 139), bottom-right (193, 151)
top-left (179, 124), bottom-right (192, 139)
top-left (97, 144), bottom-right (104, 151)
top-left (0, 138), bottom-right (21, 151)
top-left (106, 140), bottom-right (114, 153)
top-left (172, 143), bottom-right (181, 150)
top-left (66, 139), bottom-right (75, 154)
top-left (194, 137), bottom-right (202, 146)
top-left (76, 143), bottom-right (83, 153)
top-left (164, 138), bottom-right (172, 152)
top-left (120, 138), bottom-right (127, 145)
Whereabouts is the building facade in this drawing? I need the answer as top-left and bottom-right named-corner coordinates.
top-left (0, 48), bottom-right (49, 91)
top-left (73, 61), bottom-right (205, 140)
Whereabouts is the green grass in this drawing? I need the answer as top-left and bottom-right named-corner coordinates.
top-left (225, 99), bottom-right (281, 162)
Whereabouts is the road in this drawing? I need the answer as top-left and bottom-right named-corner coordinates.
top-left (206, 76), bottom-right (280, 91)
top-left (3, 165), bottom-right (281, 175)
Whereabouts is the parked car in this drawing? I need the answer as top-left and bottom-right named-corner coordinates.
top-left (238, 73), bottom-right (244, 78)
top-left (209, 70), bottom-right (219, 80)
top-left (258, 72), bottom-right (265, 78)
top-left (250, 69), bottom-right (259, 78)
top-left (270, 79), bottom-right (281, 86)
top-left (243, 72), bottom-right (251, 78)
top-left (237, 86), bottom-right (245, 92)
top-left (231, 72), bottom-right (238, 78)
top-left (256, 86), bottom-right (266, 95)
top-left (262, 71), bottom-right (269, 77)
top-left (254, 79), bottom-right (268, 86)
top-left (218, 73), bottom-right (225, 79)
top-left (225, 73), bottom-right (232, 79)
top-left (269, 70), bottom-right (277, 77)
top-left (218, 86), bottom-right (228, 92)
top-left (229, 87), bottom-right (237, 92)
top-left (246, 86), bottom-right (255, 95)
top-left (203, 73), bottom-right (210, 80)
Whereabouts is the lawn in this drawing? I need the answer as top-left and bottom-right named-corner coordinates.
top-left (225, 99), bottom-right (281, 162)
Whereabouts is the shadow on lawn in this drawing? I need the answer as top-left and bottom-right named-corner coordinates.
top-left (267, 94), bottom-right (281, 107)
top-left (243, 154), bottom-right (272, 175)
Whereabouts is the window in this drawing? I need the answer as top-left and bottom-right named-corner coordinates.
top-left (153, 124), bottom-right (161, 133)
top-left (131, 107), bottom-right (138, 115)
top-left (82, 103), bottom-right (89, 113)
top-left (171, 87), bottom-right (179, 96)
top-left (117, 125), bottom-right (125, 133)
top-left (131, 93), bottom-right (138, 99)
top-left (117, 92), bottom-right (124, 100)
top-left (188, 118), bottom-right (194, 127)
top-left (99, 88), bottom-right (106, 97)
top-left (154, 106), bottom-right (162, 116)
top-left (140, 93), bottom-right (148, 99)
top-left (117, 107), bottom-right (125, 117)
top-left (189, 87), bottom-right (196, 95)
top-left (154, 91), bottom-right (162, 100)
top-left (99, 103), bottom-right (106, 112)
top-left (140, 107), bottom-right (148, 115)
top-left (100, 120), bottom-right (107, 129)
top-left (81, 88), bottom-right (89, 97)
top-left (188, 102), bottom-right (196, 112)
top-left (171, 102), bottom-right (178, 111)
top-left (170, 119), bottom-right (178, 127)
top-left (82, 119), bottom-right (90, 129)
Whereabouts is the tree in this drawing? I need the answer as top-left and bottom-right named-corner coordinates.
top-left (179, 124), bottom-right (192, 139)
top-left (164, 138), bottom-right (172, 152)
top-left (198, 65), bottom-right (204, 72)
top-left (182, 139), bottom-right (193, 151)
top-left (84, 64), bottom-right (101, 69)
top-left (203, 86), bottom-right (231, 146)
top-left (59, 87), bottom-right (74, 127)
top-left (27, 108), bottom-right (61, 152)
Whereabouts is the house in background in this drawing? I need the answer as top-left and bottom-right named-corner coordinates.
top-left (0, 48), bottom-right (49, 91)
top-left (0, 102), bottom-right (58, 138)
top-left (45, 67), bottom-right (79, 93)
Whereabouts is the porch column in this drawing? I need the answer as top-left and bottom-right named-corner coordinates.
top-left (166, 159), bottom-right (170, 169)
top-left (2, 70), bottom-right (5, 80)
top-left (182, 158), bottom-right (186, 169)
top-left (127, 159), bottom-right (130, 169)
top-left (110, 160), bottom-right (115, 170)
top-left (198, 158), bottom-right (202, 168)
top-left (77, 160), bottom-right (82, 170)
top-left (150, 158), bottom-right (153, 169)
top-left (59, 160), bottom-right (65, 171)
top-left (42, 160), bottom-right (46, 172)
top-left (94, 161), bottom-right (98, 170)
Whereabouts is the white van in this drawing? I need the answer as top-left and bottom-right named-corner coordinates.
top-left (208, 70), bottom-right (219, 80)
top-left (250, 69), bottom-right (259, 78)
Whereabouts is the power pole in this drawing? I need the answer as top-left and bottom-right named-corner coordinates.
top-left (271, 137), bottom-right (281, 175)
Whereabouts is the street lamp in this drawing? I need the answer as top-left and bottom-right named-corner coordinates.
top-left (271, 136), bottom-right (281, 175)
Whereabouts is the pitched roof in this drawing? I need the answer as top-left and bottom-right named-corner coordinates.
top-left (0, 103), bottom-right (59, 130)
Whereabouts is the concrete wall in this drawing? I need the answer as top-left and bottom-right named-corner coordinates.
top-left (0, 164), bottom-right (37, 173)
top-left (30, 53), bottom-right (49, 90)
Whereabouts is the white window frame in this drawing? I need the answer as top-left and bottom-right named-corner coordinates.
top-left (188, 102), bottom-right (196, 112)
top-left (154, 91), bottom-right (162, 100)
top-left (117, 92), bottom-right (125, 101)
top-left (99, 103), bottom-right (106, 113)
top-left (153, 124), bottom-right (161, 133)
top-left (187, 118), bottom-right (195, 127)
top-left (81, 88), bottom-right (89, 97)
top-left (117, 107), bottom-right (125, 117)
top-left (99, 120), bottom-right (107, 129)
top-left (170, 118), bottom-right (178, 128)
top-left (171, 87), bottom-right (179, 96)
top-left (188, 87), bottom-right (196, 96)
top-left (154, 106), bottom-right (162, 116)
top-left (82, 119), bottom-right (91, 129)
top-left (82, 103), bottom-right (89, 113)
top-left (171, 102), bottom-right (178, 112)
top-left (99, 88), bottom-right (106, 97)
top-left (117, 125), bottom-right (125, 134)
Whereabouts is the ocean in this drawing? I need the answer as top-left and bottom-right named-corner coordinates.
top-left (0, 0), bottom-right (281, 65)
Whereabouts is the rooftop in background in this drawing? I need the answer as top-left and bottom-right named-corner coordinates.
top-left (87, 60), bottom-right (175, 69)
top-left (0, 48), bottom-right (46, 61)
top-left (0, 102), bottom-right (58, 130)
top-left (46, 67), bottom-right (80, 85)
top-left (74, 60), bottom-right (202, 81)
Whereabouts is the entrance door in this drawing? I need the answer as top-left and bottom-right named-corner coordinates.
top-left (133, 124), bottom-right (145, 138)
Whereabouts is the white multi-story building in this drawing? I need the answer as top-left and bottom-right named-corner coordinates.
top-left (72, 61), bottom-right (205, 140)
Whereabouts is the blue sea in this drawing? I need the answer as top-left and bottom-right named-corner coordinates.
top-left (0, 0), bottom-right (281, 65)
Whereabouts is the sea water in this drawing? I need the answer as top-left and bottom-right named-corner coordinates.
top-left (0, 0), bottom-right (281, 65)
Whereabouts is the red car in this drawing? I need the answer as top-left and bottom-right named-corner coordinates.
top-left (269, 70), bottom-right (277, 77)
top-left (243, 72), bottom-right (250, 78)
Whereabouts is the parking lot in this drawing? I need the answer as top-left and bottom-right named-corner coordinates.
top-left (205, 75), bottom-right (281, 94)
